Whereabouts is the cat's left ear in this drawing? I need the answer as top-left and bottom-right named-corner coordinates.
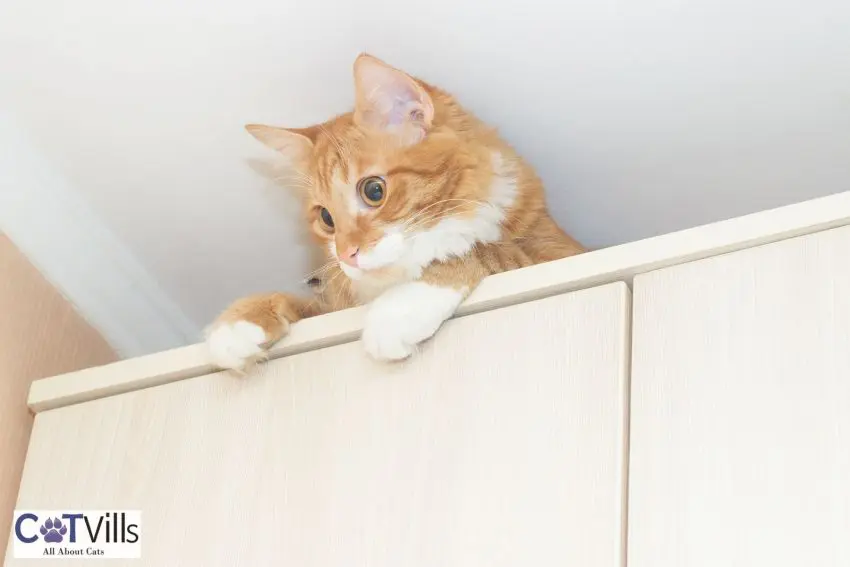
top-left (353, 54), bottom-right (434, 144)
top-left (245, 124), bottom-right (316, 164)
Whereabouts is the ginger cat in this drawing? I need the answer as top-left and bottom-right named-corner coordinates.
top-left (207, 54), bottom-right (584, 369)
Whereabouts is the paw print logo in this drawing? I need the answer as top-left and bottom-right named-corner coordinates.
top-left (39, 517), bottom-right (67, 543)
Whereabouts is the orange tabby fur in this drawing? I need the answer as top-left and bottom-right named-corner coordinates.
top-left (207, 54), bottom-right (583, 367)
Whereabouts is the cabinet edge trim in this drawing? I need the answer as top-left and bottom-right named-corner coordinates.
top-left (28, 190), bottom-right (850, 412)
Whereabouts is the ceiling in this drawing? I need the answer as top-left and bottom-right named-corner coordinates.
top-left (1, 0), bottom-right (849, 354)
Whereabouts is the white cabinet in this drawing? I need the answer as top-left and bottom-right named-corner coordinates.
top-left (629, 226), bottom-right (850, 567)
top-left (9, 283), bottom-right (631, 567)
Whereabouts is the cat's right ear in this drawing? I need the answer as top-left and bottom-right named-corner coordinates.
top-left (245, 124), bottom-right (315, 163)
top-left (352, 54), bottom-right (433, 145)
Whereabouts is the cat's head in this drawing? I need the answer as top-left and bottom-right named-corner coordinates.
top-left (246, 54), bottom-right (508, 282)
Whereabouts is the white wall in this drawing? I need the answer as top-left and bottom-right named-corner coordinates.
top-left (0, 113), bottom-right (199, 355)
top-left (1, 0), bottom-right (848, 343)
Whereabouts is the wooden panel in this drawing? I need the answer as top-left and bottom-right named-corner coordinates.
top-left (629, 225), bottom-right (850, 567)
top-left (29, 190), bottom-right (850, 413)
top-left (9, 283), bottom-right (630, 567)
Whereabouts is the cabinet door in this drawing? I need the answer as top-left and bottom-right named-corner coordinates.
top-left (8, 283), bottom-right (630, 567)
top-left (629, 226), bottom-right (850, 567)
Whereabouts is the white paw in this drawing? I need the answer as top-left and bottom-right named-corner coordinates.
top-left (206, 321), bottom-right (268, 371)
top-left (361, 282), bottom-right (464, 362)
top-left (362, 322), bottom-right (416, 361)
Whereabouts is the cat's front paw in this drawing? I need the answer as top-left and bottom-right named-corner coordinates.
top-left (206, 292), bottom-right (304, 372)
top-left (361, 282), bottom-right (464, 362)
top-left (362, 318), bottom-right (416, 362)
top-left (207, 320), bottom-right (269, 371)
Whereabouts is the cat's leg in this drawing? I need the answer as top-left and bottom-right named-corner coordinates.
top-left (206, 293), bottom-right (322, 371)
top-left (361, 255), bottom-right (488, 362)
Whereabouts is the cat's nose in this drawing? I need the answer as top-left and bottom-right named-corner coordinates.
top-left (339, 246), bottom-right (359, 266)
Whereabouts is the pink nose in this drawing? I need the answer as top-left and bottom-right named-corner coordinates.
top-left (339, 246), bottom-right (359, 266)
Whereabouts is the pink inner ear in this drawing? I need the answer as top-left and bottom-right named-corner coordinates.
top-left (384, 95), bottom-right (420, 126)
top-left (357, 62), bottom-right (426, 127)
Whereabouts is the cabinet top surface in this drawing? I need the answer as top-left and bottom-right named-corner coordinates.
top-left (28, 190), bottom-right (850, 412)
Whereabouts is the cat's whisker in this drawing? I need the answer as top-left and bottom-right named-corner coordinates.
top-left (334, 277), bottom-right (351, 311)
top-left (272, 171), bottom-right (311, 181)
top-left (325, 271), bottom-right (349, 310)
top-left (403, 211), bottom-right (466, 234)
top-left (284, 165), bottom-right (313, 179)
top-left (403, 198), bottom-right (487, 226)
top-left (403, 203), bottom-right (477, 233)
top-left (278, 173), bottom-right (313, 183)
top-left (405, 199), bottom-right (495, 230)
top-left (325, 268), bottom-right (345, 289)
top-left (404, 205), bottom-right (459, 228)
top-left (302, 261), bottom-right (337, 281)
top-left (278, 181), bottom-right (314, 191)
top-left (274, 171), bottom-right (315, 190)
top-left (285, 168), bottom-right (315, 183)
top-left (288, 177), bottom-right (315, 188)
top-left (310, 262), bottom-right (337, 275)
top-left (403, 205), bottom-right (474, 233)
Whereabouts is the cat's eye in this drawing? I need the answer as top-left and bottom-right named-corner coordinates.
top-left (319, 207), bottom-right (334, 230)
top-left (357, 176), bottom-right (386, 207)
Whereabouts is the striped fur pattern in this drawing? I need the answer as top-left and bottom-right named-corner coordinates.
top-left (206, 54), bottom-right (584, 367)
